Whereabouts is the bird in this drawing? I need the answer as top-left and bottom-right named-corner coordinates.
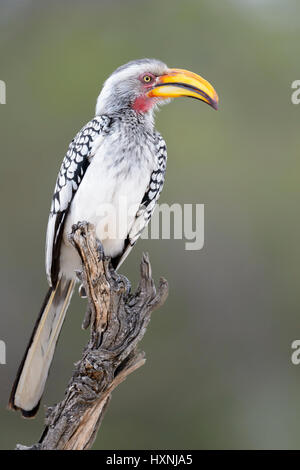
top-left (9, 58), bottom-right (218, 418)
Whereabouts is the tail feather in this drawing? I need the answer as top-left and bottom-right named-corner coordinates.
top-left (9, 276), bottom-right (75, 418)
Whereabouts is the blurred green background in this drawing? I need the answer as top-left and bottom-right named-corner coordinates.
top-left (1, 0), bottom-right (300, 450)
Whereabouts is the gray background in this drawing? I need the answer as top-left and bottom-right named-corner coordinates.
top-left (0, 0), bottom-right (300, 449)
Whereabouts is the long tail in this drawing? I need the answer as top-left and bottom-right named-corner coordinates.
top-left (9, 276), bottom-right (75, 418)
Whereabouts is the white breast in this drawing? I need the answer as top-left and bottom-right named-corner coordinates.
top-left (59, 131), bottom-right (155, 278)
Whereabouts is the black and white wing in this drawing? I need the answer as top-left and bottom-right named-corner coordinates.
top-left (46, 115), bottom-right (111, 286)
top-left (115, 133), bottom-right (167, 269)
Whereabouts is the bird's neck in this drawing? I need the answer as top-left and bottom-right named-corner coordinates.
top-left (109, 108), bottom-right (155, 133)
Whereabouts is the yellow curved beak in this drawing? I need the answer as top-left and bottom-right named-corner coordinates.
top-left (147, 68), bottom-right (219, 110)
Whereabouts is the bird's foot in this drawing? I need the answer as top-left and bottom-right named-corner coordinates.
top-left (78, 283), bottom-right (87, 298)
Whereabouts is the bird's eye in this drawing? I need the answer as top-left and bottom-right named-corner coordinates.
top-left (143, 75), bottom-right (152, 83)
top-left (139, 73), bottom-right (155, 85)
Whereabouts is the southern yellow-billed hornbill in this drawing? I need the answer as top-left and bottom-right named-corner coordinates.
top-left (9, 58), bottom-right (218, 417)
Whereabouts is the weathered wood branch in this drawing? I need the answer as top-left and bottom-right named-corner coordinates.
top-left (16, 222), bottom-right (168, 450)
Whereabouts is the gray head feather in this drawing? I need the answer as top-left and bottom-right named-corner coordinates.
top-left (96, 58), bottom-right (169, 116)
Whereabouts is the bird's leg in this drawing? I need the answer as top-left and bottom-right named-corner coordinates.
top-left (75, 269), bottom-right (90, 328)
top-left (76, 270), bottom-right (87, 298)
top-left (82, 305), bottom-right (92, 330)
top-left (104, 259), bottom-right (132, 296)
top-left (78, 284), bottom-right (87, 298)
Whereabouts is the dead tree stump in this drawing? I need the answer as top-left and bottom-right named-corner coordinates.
top-left (16, 222), bottom-right (168, 450)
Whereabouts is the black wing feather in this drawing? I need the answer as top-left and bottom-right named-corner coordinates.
top-left (46, 115), bottom-right (111, 286)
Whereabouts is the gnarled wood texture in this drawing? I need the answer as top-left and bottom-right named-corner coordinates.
top-left (16, 222), bottom-right (168, 450)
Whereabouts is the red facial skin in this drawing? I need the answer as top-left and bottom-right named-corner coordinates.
top-left (132, 72), bottom-right (157, 113)
top-left (132, 95), bottom-right (156, 113)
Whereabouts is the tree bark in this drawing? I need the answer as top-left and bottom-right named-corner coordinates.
top-left (16, 222), bottom-right (168, 450)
